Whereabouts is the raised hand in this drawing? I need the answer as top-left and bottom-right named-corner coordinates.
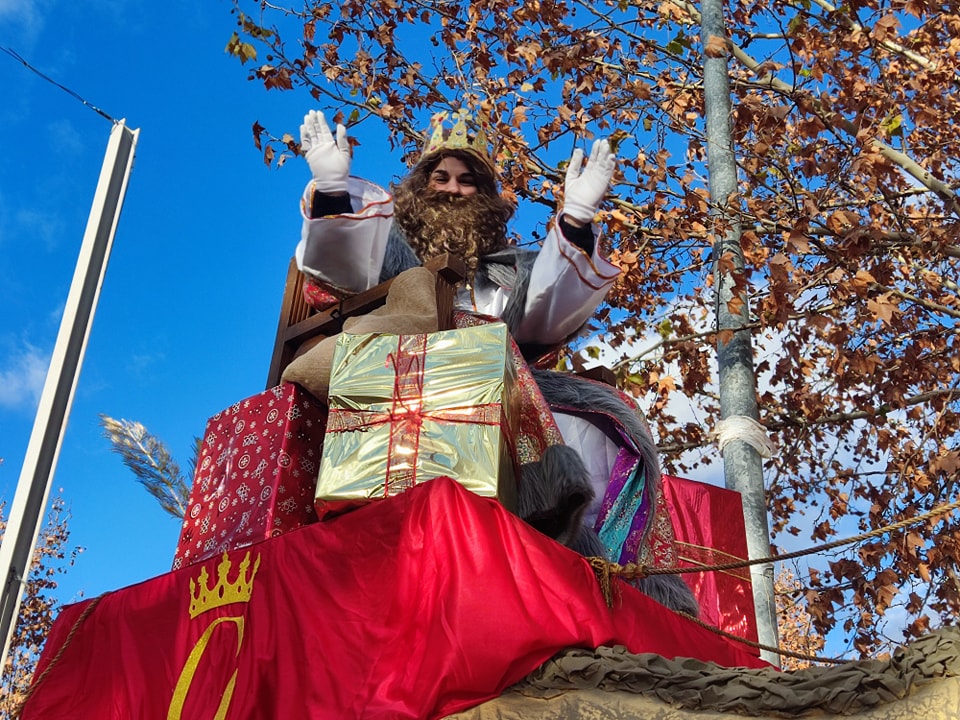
top-left (561, 139), bottom-right (617, 225)
top-left (300, 110), bottom-right (351, 194)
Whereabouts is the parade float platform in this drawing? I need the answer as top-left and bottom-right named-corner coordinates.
top-left (21, 477), bottom-right (960, 719)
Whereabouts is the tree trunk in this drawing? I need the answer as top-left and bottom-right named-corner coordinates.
top-left (700, 0), bottom-right (780, 664)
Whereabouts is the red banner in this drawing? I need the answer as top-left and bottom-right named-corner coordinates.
top-left (662, 475), bottom-right (760, 645)
top-left (24, 477), bottom-right (767, 720)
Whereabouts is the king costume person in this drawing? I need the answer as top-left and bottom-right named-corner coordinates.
top-left (286, 109), bottom-right (698, 615)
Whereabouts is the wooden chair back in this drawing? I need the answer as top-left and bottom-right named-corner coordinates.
top-left (266, 254), bottom-right (466, 389)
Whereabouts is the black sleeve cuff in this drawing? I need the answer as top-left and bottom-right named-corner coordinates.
top-left (310, 191), bottom-right (354, 218)
top-left (559, 217), bottom-right (595, 256)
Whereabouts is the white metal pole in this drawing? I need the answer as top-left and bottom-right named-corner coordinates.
top-left (0, 120), bottom-right (138, 669)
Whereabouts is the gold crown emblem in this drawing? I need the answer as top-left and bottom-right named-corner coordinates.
top-left (189, 551), bottom-right (261, 618)
top-left (422, 110), bottom-right (495, 168)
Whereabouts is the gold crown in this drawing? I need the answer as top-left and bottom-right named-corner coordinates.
top-left (189, 551), bottom-right (261, 618)
top-left (421, 110), bottom-right (495, 168)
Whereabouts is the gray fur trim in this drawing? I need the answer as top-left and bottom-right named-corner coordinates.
top-left (490, 248), bottom-right (534, 339)
top-left (533, 370), bottom-right (701, 616)
top-left (632, 575), bottom-right (701, 617)
top-left (517, 444), bottom-right (594, 548)
top-left (532, 369), bottom-right (661, 485)
top-left (380, 224), bottom-right (422, 283)
top-left (570, 525), bottom-right (608, 559)
top-left (476, 246), bottom-right (524, 288)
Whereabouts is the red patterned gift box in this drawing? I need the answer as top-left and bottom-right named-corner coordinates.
top-left (315, 323), bottom-right (519, 519)
top-left (172, 383), bottom-right (327, 569)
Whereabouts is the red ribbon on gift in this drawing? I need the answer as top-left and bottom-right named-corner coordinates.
top-left (327, 334), bottom-right (502, 497)
top-left (385, 333), bottom-right (427, 493)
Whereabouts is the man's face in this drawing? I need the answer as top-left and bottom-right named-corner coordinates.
top-left (428, 156), bottom-right (478, 197)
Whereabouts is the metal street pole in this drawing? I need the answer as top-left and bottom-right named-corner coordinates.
top-left (699, 1), bottom-right (779, 663)
top-left (0, 120), bottom-right (138, 669)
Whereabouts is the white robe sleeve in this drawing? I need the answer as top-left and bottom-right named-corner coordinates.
top-left (295, 177), bottom-right (394, 294)
top-left (512, 217), bottom-right (621, 346)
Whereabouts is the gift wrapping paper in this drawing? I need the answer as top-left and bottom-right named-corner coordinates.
top-left (316, 323), bottom-right (519, 517)
top-left (172, 383), bottom-right (327, 569)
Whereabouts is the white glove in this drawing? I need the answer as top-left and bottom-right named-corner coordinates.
top-left (561, 139), bottom-right (616, 224)
top-left (300, 110), bottom-right (351, 194)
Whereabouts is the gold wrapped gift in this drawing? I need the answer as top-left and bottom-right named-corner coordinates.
top-left (315, 323), bottom-right (519, 517)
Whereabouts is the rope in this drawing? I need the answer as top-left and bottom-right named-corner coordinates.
top-left (590, 494), bottom-right (960, 582)
top-left (588, 496), bottom-right (960, 664)
top-left (675, 611), bottom-right (846, 665)
top-left (13, 593), bottom-right (108, 718)
top-left (586, 559), bottom-right (845, 664)
top-left (712, 415), bottom-right (777, 458)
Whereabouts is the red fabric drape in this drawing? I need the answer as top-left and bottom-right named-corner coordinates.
top-left (25, 477), bottom-right (767, 720)
top-left (662, 474), bottom-right (760, 645)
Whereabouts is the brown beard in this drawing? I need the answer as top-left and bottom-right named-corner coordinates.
top-left (392, 161), bottom-right (515, 280)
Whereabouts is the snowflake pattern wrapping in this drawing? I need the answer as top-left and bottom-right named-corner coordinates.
top-left (172, 383), bottom-right (327, 570)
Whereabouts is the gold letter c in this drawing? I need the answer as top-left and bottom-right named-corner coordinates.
top-left (167, 615), bottom-right (245, 720)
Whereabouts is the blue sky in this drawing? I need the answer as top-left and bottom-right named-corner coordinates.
top-left (0, 0), bottom-right (409, 604)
